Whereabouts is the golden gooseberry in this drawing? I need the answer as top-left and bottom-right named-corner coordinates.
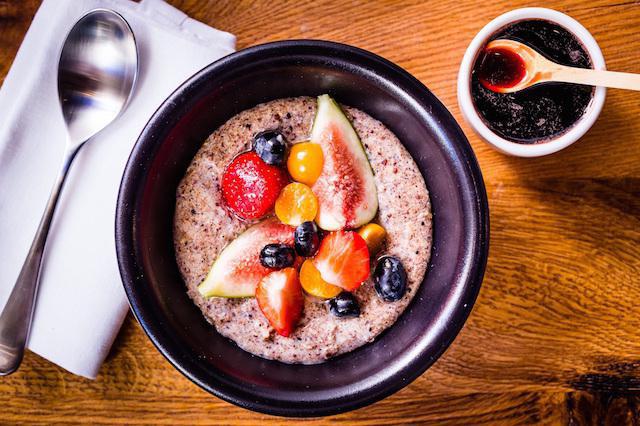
top-left (299, 259), bottom-right (342, 299)
top-left (287, 142), bottom-right (324, 186)
top-left (357, 223), bottom-right (387, 255)
top-left (275, 182), bottom-right (319, 226)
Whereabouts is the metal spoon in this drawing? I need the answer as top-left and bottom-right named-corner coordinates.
top-left (0, 9), bottom-right (137, 375)
top-left (482, 39), bottom-right (640, 93)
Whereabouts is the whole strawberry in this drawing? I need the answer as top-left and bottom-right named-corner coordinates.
top-left (222, 151), bottom-right (288, 220)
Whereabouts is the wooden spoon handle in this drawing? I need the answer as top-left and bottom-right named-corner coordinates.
top-left (552, 65), bottom-right (640, 91)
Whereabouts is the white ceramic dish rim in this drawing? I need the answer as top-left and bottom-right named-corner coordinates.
top-left (457, 7), bottom-right (606, 157)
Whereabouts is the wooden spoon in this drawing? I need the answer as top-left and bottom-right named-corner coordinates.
top-left (481, 39), bottom-right (640, 93)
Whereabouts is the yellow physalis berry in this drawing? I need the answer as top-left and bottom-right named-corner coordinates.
top-left (287, 142), bottom-right (324, 186)
top-left (275, 182), bottom-right (319, 226)
top-left (357, 223), bottom-right (387, 254)
top-left (299, 259), bottom-right (342, 299)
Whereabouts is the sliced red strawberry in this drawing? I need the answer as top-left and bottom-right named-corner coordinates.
top-left (222, 151), bottom-right (288, 220)
top-left (312, 231), bottom-right (370, 291)
top-left (256, 268), bottom-right (304, 337)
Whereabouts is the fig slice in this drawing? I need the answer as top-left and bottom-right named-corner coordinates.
top-left (310, 95), bottom-right (378, 231)
top-left (198, 218), bottom-right (295, 298)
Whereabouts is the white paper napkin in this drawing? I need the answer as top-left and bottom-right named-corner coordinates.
top-left (0, 0), bottom-right (235, 379)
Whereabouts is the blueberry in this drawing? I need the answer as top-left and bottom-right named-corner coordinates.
top-left (260, 244), bottom-right (295, 269)
top-left (253, 130), bottom-right (287, 165)
top-left (328, 292), bottom-right (360, 318)
top-left (374, 256), bottom-right (407, 302)
top-left (294, 221), bottom-right (320, 257)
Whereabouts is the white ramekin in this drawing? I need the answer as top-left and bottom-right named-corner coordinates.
top-left (457, 7), bottom-right (606, 157)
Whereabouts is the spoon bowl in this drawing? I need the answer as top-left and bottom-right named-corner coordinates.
top-left (482, 39), bottom-right (543, 93)
top-left (58, 9), bottom-right (137, 145)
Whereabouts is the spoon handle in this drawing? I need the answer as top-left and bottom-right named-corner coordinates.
top-left (552, 65), bottom-right (640, 91)
top-left (0, 148), bottom-right (79, 375)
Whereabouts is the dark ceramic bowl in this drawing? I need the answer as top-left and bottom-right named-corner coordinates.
top-left (116, 40), bottom-right (489, 417)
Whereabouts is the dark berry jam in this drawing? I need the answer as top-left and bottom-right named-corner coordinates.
top-left (477, 47), bottom-right (527, 92)
top-left (471, 20), bottom-right (594, 144)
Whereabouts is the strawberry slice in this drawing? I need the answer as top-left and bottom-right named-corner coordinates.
top-left (256, 268), bottom-right (304, 337)
top-left (312, 231), bottom-right (370, 292)
top-left (222, 151), bottom-right (288, 220)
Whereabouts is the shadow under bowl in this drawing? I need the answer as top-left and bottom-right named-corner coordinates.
top-left (115, 40), bottom-right (489, 417)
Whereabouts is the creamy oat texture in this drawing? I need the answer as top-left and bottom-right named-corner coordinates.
top-left (174, 97), bottom-right (432, 363)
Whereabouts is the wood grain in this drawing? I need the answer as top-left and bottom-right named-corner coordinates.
top-left (1, 0), bottom-right (640, 424)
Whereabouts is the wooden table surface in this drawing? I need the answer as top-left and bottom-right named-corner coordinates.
top-left (2, 0), bottom-right (640, 424)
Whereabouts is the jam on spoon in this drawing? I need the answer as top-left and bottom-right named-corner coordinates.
top-left (476, 46), bottom-right (527, 92)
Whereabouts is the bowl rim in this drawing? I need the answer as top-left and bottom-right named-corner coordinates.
top-left (457, 7), bottom-right (607, 157)
top-left (116, 39), bottom-right (489, 417)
